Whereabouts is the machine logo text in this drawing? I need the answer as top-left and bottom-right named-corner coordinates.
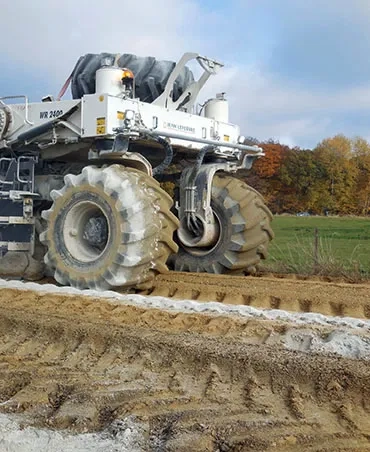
top-left (40, 110), bottom-right (64, 120)
top-left (163, 122), bottom-right (195, 134)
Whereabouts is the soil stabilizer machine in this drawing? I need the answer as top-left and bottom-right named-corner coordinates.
top-left (0, 52), bottom-right (273, 290)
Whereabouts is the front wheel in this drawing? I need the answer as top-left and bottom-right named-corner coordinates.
top-left (40, 165), bottom-right (178, 290)
top-left (172, 174), bottom-right (274, 274)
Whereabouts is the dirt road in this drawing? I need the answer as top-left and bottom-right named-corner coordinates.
top-left (0, 279), bottom-right (369, 451)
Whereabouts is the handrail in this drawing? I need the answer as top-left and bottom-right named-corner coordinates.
top-left (0, 95), bottom-right (33, 126)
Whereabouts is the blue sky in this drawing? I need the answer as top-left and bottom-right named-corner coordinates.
top-left (2, 0), bottom-right (370, 148)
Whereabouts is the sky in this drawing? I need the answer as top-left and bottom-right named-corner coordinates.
top-left (1, 0), bottom-right (370, 148)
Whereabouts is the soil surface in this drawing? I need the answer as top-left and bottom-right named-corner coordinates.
top-left (141, 272), bottom-right (370, 320)
top-left (0, 280), bottom-right (369, 451)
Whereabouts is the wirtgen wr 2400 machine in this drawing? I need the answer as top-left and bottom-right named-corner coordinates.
top-left (0, 52), bottom-right (273, 290)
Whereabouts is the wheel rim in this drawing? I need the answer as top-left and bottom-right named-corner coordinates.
top-left (62, 200), bottom-right (110, 263)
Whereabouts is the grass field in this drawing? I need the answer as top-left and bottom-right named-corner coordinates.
top-left (263, 216), bottom-right (370, 278)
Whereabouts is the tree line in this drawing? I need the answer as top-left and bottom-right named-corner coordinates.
top-left (241, 135), bottom-right (370, 216)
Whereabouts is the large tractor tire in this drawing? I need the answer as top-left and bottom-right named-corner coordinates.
top-left (173, 174), bottom-right (274, 274)
top-left (40, 165), bottom-right (179, 291)
top-left (71, 53), bottom-right (194, 103)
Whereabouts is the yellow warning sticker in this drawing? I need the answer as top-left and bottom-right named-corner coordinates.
top-left (96, 125), bottom-right (106, 135)
top-left (223, 135), bottom-right (230, 142)
top-left (96, 117), bottom-right (106, 126)
top-left (117, 111), bottom-right (125, 120)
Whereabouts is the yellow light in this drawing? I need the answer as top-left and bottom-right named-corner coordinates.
top-left (99, 95), bottom-right (104, 102)
top-left (121, 69), bottom-right (134, 79)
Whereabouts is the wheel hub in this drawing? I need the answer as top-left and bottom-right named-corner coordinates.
top-left (63, 201), bottom-right (110, 263)
top-left (83, 216), bottom-right (108, 249)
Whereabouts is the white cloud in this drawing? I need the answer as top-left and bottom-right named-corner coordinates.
top-left (216, 66), bottom-right (370, 115)
top-left (0, 0), bottom-right (202, 80)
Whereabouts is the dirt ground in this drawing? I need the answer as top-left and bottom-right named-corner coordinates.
top-left (142, 272), bottom-right (370, 320)
top-left (0, 279), bottom-right (369, 451)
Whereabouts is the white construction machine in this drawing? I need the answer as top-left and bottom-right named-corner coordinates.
top-left (0, 52), bottom-right (273, 290)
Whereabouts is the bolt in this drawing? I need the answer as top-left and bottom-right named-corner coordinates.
top-left (69, 229), bottom-right (78, 237)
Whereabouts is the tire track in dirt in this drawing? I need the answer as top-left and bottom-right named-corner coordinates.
top-left (4, 270), bottom-right (370, 320)
top-left (140, 272), bottom-right (370, 320)
top-left (0, 287), bottom-right (369, 450)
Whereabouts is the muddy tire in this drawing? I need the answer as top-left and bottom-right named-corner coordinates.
top-left (173, 174), bottom-right (274, 274)
top-left (40, 165), bottom-right (179, 290)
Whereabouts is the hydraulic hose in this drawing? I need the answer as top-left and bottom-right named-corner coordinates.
top-left (13, 105), bottom-right (79, 149)
top-left (152, 136), bottom-right (174, 176)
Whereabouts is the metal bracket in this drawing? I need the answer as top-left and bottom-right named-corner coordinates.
top-left (153, 53), bottom-right (224, 113)
top-left (177, 162), bottom-right (230, 248)
top-left (176, 149), bottom-right (259, 248)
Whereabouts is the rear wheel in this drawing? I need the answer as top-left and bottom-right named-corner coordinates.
top-left (173, 174), bottom-right (274, 274)
top-left (40, 165), bottom-right (178, 290)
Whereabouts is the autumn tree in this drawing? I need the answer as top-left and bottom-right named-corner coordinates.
top-left (313, 135), bottom-right (358, 214)
top-left (254, 140), bottom-right (289, 178)
top-left (240, 134), bottom-right (370, 215)
top-left (243, 140), bottom-right (289, 206)
top-left (352, 137), bottom-right (370, 214)
top-left (278, 149), bottom-right (327, 213)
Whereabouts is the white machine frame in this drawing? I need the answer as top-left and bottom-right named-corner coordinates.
top-left (0, 53), bottom-right (261, 159)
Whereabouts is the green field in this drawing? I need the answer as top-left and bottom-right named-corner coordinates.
top-left (263, 216), bottom-right (370, 277)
